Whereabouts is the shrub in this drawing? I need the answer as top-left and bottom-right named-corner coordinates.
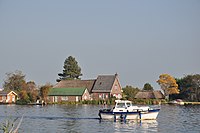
top-left (16, 99), bottom-right (30, 105)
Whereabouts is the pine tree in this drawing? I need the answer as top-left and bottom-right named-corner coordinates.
top-left (57, 56), bottom-right (82, 82)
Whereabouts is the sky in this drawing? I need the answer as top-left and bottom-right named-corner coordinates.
top-left (0, 0), bottom-right (200, 89)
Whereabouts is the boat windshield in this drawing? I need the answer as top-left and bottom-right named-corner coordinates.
top-left (116, 103), bottom-right (126, 108)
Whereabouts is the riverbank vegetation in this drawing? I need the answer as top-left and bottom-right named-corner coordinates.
top-left (156, 74), bottom-right (200, 102)
top-left (157, 74), bottom-right (179, 100)
top-left (173, 74), bottom-right (200, 102)
top-left (0, 115), bottom-right (23, 133)
top-left (1, 69), bottom-right (200, 104)
top-left (2, 70), bottom-right (53, 105)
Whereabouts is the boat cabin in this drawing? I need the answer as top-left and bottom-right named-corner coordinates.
top-left (115, 100), bottom-right (132, 108)
top-left (113, 100), bottom-right (139, 112)
top-left (113, 100), bottom-right (151, 112)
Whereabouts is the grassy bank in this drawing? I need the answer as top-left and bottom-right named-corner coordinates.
top-left (46, 98), bottom-right (166, 105)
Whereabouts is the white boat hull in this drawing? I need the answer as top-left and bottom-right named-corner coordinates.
top-left (99, 109), bottom-right (160, 120)
top-left (99, 100), bottom-right (160, 121)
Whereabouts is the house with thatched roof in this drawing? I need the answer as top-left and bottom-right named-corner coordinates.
top-left (135, 90), bottom-right (165, 99)
top-left (48, 73), bottom-right (122, 102)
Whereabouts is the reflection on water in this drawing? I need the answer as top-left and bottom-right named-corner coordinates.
top-left (112, 120), bottom-right (158, 133)
top-left (0, 104), bottom-right (200, 133)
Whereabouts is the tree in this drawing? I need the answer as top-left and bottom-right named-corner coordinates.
top-left (122, 85), bottom-right (140, 100)
top-left (157, 74), bottom-right (179, 99)
top-left (3, 70), bottom-right (40, 104)
top-left (3, 70), bottom-right (27, 91)
top-left (40, 83), bottom-right (52, 102)
top-left (176, 74), bottom-right (200, 102)
top-left (190, 75), bottom-right (200, 101)
top-left (57, 56), bottom-right (82, 82)
top-left (26, 81), bottom-right (37, 91)
top-left (143, 83), bottom-right (153, 91)
top-left (27, 90), bottom-right (39, 103)
top-left (26, 81), bottom-right (39, 102)
top-left (18, 89), bottom-right (30, 103)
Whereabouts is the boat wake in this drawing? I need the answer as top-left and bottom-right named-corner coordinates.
top-left (0, 115), bottom-right (100, 120)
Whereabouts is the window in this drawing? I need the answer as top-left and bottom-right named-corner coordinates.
top-left (118, 94), bottom-right (122, 99)
top-left (54, 96), bottom-right (58, 102)
top-left (84, 95), bottom-right (87, 100)
top-left (7, 96), bottom-right (10, 101)
top-left (2, 96), bottom-right (6, 100)
top-left (102, 94), bottom-right (105, 99)
top-left (115, 85), bottom-right (118, 90)
top-left (116, 103), bottom-right (125, 108)
top-left (61, 96), bottom-right (68, 101)
top-left (126, 103), bottom-right (131, 107)
top-left (76, 96), bottom-right (79, 102)
top-left (99, 94), bottom-right (102, 98)
top-left (12, 96), bottom-right (15, 102)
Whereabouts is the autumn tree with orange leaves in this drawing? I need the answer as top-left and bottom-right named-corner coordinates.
top-left (157, 74), bottom-right (179, 100)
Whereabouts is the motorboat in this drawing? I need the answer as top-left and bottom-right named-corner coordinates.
top-left (98, 100), bottom-right (160, 121)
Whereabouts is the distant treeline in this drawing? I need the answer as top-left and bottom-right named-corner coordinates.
top-left (173, 74), bottom-right (200, 102)
top-left (122, 74), bottom-right (200, 102)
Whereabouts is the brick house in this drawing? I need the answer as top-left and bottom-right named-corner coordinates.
top-left (48, 73), bottom-right (122, 102)
top-left (48, 88), bottom-right (90, 102)
top-left (91, 74), bottom-right (122, 100)
top-left (0, 91), bottom-right (18, 103)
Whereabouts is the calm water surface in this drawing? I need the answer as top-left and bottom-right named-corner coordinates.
top-left (0, 104), bottom-right (199, 133)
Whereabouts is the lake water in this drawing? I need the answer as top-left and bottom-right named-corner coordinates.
top-left (0, 104), bottom-right (200, 133)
